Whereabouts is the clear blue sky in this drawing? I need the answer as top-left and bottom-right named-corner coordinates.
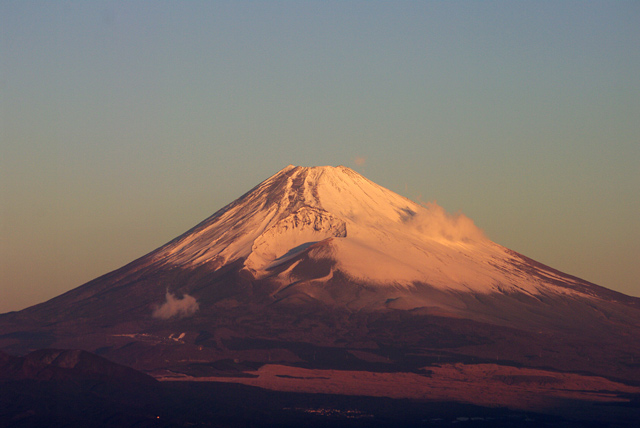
top-left (1, 1), bottom-right (639, 312)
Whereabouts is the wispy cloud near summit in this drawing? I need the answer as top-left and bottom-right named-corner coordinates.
top-left (409, 202), bottom-right (487, 243)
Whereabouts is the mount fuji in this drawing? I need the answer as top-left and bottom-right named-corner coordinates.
top-left (2, 165), bottom-right (640, 421)
top-left (148, 164), bottom-right (638, 319)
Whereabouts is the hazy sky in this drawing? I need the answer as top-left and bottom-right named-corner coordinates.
top-left (1, 1), bottom-right (639, 313)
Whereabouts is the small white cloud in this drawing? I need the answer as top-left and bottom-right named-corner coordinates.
top-left (354, 156), bottom-right (366, 166)
top-left (152, 291), bottom-right (199, 319)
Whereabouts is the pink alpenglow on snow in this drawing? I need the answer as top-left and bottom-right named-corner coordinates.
top-left (151, 165), bottom-right (594, 302)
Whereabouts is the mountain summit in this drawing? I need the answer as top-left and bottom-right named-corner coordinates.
top-left (1, 164), bottom-right (639, 388)
top-left (154, 164), bottom-right (491, 289)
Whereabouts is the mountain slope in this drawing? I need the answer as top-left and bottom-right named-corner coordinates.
top-left (0, 348), bottom-right (156, 385)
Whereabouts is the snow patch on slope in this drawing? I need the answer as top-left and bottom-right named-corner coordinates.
top-left (245, 207), bottom-right (346, 273)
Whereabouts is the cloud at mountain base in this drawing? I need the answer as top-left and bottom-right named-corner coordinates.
top-left (152, 291), bottom-right (199, 319)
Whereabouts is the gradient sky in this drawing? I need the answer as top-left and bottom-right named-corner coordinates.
top-left (1, 1), bottom-right (639, 313)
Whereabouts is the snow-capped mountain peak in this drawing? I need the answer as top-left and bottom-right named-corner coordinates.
top-left (149, 165), bottom-right (594, 305)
